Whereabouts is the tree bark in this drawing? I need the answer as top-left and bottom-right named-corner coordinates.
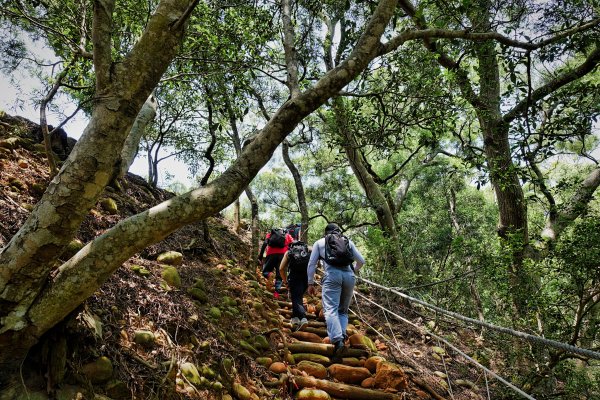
top-left (233, 199), bottom-right (241, 234)
top-left (226, 99), bottom-right (259, 255)
top-left (282, 141), bottom-right (309, 242)
top-left (118, 95), bottom-right (157, 179)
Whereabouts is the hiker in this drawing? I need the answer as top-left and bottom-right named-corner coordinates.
top-left (279, 241), bottom-right (311, 330)
top-left (307, 223), bottom-right (365, 361)
top-left (286, 223), bottom-right (301, 240)
top-left (258, 228), bottom-right (294, 293)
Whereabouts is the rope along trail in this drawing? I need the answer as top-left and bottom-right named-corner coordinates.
top-left (351, 290), bottom-right (537, 400)
top-left (357, 276), bottom-right (600, 360)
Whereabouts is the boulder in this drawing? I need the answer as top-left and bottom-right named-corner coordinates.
top-left (361, 377), bottom-right (375, 388)
top-left (364, 356), bottom-right (386, 373)
top-left (373, 361), bottom-right (409, 391)
top-left (180, 362), bottom-right (202, 386)
top-left (253, 335), bottom-right (270, 350)
top-left (255, 357), bottom-right (273, 367)
top-left (297, 361), bottom-right (327, 379)
top-left (292, 353), bottom-right (330, 366)
top-left (269, 362), bottom-right (287, 374)
top-left (208, 307), bottom-right (222, 319)
top-left (81, 356), bottom-right (113, 384)
top-left (161, 267), bottom-right (181, 287)
top-left (327, 364), bottom-right (371, 384)
top-left (348, 333), bottom-right (377, 352)
top-left (291, 331), bottom-right (323, 343)
top-left (131, 265), bottom-right (151, 277)
top-left (232, 383), bottom-right (252, 400)
top-left (133, 330), bottom-right (155, 347)
top-left (296, 388), bottom-right (331, 400)
top-left (99, 198), bottom-right (118, 214)
top-left (62, 239), bottom-right (84, 260)
top-left (157, 251), bottom-right (183, 265)
top-left (187, 287), bottom-right (208, 303)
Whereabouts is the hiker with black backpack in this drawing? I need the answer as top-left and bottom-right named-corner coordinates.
top-left (306, 223), bottom-right (365, 362)
top-left (279, 241), bottom-right (311, 330)
top-left (258, 228), bottom-right (294, 294)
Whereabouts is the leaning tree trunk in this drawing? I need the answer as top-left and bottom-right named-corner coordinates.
top-left (0, 0), bottom-right (194, 377)
top-left (331, 99), bottom-right (400, 269)
top-left (226, 99), bottom-right (260, 257)
top-left (0, 0), bottom-right (399, 382)
top-left (118, 94), bottom-right (158, 179)
top-left (282, 141), bottom-right (309, 242)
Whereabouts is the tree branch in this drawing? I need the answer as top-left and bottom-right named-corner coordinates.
top-left (92, 0), bottom-right (115, 91)
top-left (504, 46), bottom-right (600, 124)
top-left (541, 167), bottom-right (600, 242)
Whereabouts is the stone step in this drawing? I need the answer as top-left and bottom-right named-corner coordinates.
top-left (283, 341), bottom-right (370, 358)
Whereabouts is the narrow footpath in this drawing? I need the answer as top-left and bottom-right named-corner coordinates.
top-left (249, 274), bottom-right (449, 400)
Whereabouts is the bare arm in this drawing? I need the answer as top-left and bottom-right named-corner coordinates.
top-left (279, 252), bottom-right (289, 285)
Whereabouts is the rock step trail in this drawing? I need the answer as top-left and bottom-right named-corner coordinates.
top-left (250, 286), bottom-right (444, 400)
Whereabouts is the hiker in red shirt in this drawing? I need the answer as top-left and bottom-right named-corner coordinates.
top-left (258, 228), bottom-right (294, 293)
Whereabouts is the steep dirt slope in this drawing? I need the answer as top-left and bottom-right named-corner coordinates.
top-left (1, 114), bottom-right (490, 400)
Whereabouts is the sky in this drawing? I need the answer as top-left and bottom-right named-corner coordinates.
top-left (0, 34), bottom-right (196, 189)
top-left (0, 73), bottom-right (196, 189)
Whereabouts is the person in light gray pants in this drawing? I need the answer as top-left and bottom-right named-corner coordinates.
top-left (307, 223), bottom-right (365, 360)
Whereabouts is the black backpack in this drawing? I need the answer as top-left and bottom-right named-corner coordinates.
top-left (288, 241), bottom-right (310, 275)
top-left (268, 228), bottom-right (286, 248)
top-left (324, 232), bottom-right (354, 267)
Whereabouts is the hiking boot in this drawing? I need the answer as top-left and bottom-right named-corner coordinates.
top-left (331, 340), bottom-right (345, 363)
top-left (297, 318), bottom-right (308, 331)
top-left (290, 317), bottom-right (300, 330)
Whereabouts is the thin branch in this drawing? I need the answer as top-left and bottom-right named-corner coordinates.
top-left (504, 46), bottom-right (600, 123)
top-left (92, 0), bottom-right (116, 90)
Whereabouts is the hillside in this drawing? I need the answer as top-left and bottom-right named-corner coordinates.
top-left (1, 114), bottom-right (492, 400)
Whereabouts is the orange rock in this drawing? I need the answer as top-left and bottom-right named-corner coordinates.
top-left (364, 356), bottom-right (385, 373)
top-left (361, 377), bottom-right (375, 388)
top-left (318, 309), bottom-right (325, 321)
top-left (348, 334), bottom-right (377, 351)
top-left (341, 357), bottom-right (362, 367)
top-left (269, 362), bottom-right (287, 374)
top-left (297, 360), bottom-right (327, 379)
top-left (373, 361), bottom-right (409, 391)
top-left (296, 388), bottom-right (331, 400)
top-left (292, 331), bottom-right (323, 343)
top-left (327, 364), bottom-right (371, 384)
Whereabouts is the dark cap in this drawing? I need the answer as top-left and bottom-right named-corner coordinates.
top-left (325, 223), bottom-right (341, 234)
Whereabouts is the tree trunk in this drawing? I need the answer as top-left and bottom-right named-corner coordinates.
top-left (282, 141), bottom-right (309, 242)
top-left (331, 99), bottom-right (400, 268)
top-left (245, 187), bottom-right (260, 259)
top-left (118, 95), bottom-right (157, 179)
top-left (233, 199), bottom-right (241, 234)
top-left (0, 0), bottom-right (399, 380)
